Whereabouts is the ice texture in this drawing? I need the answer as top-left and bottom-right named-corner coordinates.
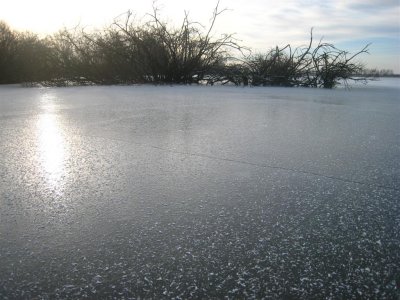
top-left (0, 81), bottom-right (399, 298)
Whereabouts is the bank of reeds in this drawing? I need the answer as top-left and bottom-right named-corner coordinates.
top-left (0, 4), bottom-right (372, 88)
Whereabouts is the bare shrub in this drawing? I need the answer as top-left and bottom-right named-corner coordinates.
top-left (110, 1), bottom-right (243, 84)
top-left (243, 29), bottom-right (369, 88)
top-left (0, 10), bottom-right (370, 88)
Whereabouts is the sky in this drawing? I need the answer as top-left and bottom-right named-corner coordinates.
top-left (1, 0), bottom-right (399, 73)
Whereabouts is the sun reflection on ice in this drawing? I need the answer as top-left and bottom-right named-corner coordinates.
top-left (36, 92), bottom-right (69, 194)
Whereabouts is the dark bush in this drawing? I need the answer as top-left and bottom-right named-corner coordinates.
top-left (109, 3), bottom-right (243, 84)
top-left (0, 9), bottom-right (370, 88)
top-left (0, 21), bottom-right (19, 83)
top-left (243, 30), bottom-right (369, 88)
top-left (0, 22), bottom-right (55, 84)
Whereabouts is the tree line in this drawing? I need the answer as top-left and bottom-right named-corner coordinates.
top-left (0, 4), bottom-right (373, 88)
top-left (355, 68), bottom-right (397, 77)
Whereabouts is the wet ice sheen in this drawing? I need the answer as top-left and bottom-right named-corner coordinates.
top-left (0, 81), bottom-right (399, 298)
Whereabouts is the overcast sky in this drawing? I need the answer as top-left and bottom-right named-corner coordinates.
top-left (1, 0), bottom-right (399, 72)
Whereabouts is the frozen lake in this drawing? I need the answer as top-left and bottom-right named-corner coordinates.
top-left (1, 80), bottom-right (399, 298)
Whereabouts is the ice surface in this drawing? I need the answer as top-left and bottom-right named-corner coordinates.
top-left (0, 80), bottom-right (399, 298)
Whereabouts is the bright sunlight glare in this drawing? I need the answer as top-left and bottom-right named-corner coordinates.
top-left (36, 92), bottom-right (68, 194)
